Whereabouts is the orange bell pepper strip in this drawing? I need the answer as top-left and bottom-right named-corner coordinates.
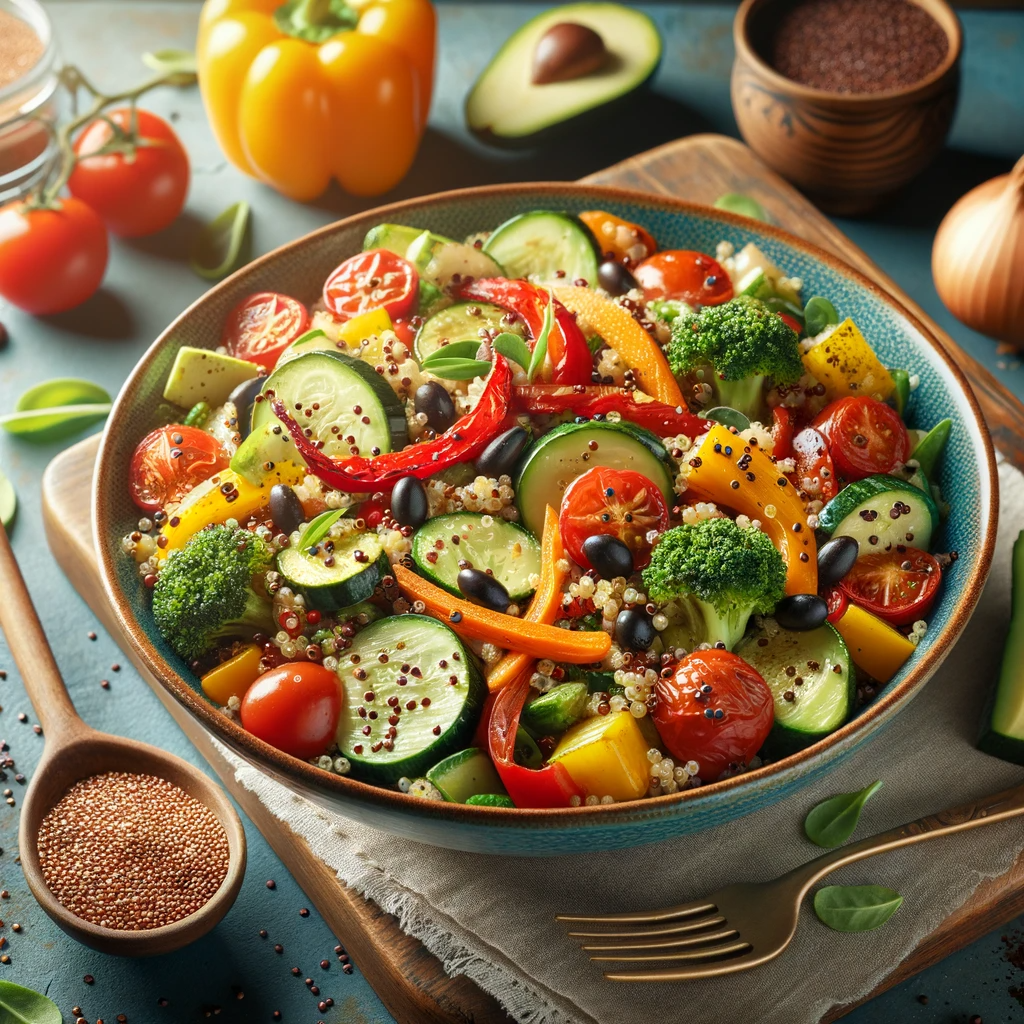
top-left (578, 211), bottom-right (656, 265)
top-left (552, 285), bottom-right (686, 408)
top-left (684, 424), bottom-right (818, 595)
top-left (486, 505), bottom-right (568, 693)
top-left (196, 0), bottom-right (435, 200)
top-left (392, 563), bottom-right (610, 664)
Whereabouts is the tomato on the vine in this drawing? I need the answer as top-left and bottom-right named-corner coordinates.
top-left (68, 108), bottom-right (189, 238)
top-left (559, 467), bottom-right (669, 570)
top-left (0, 198), bottom-right (108, 315)
top-left (653, 649), bottom-right (774, 782)
top-left (323, 249), bottom-right (418, 322)
top-left (634, 250), bottom-right (733, 307)
top-left (791, 426), bottom-right (838, 502)
top-left (129, 424), bottom-right (229, 511)
top-left (222, 292), bottom-right (309, 370)
top-left (812, 396), bottom-right (910, 481)
top-left (839, 549), bottom-right (942, 626)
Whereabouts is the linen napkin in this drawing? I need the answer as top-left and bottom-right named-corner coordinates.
top-left (220, 459), bottom-right (1024, 1024)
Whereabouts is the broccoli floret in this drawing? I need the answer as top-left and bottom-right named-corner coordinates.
top-left (152, 525), bottom-right (274, 662)
top-left (667, 295), bottom-right (803, 419)
top-left (642, 518), bottom-right (787, 650)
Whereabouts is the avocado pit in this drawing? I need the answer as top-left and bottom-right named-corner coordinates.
top-left (532, 22), bottom-right (608, 84)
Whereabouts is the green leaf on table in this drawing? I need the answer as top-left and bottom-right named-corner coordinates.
top-left (492, 331), bottom-right (532, 371)
top-left (813, 884), bottom-right (902, 932)
top-left (298, 507), bottom-right (347, 551)
top-left (419, 358), bottom-right (492, 381)
top-left (190, 201), bottom-right (251, 281)
top-left (804, 780), bottom-right (883, 848)
top-left (0, 980), bottom-right (62, 1024)
top-left (141, 48), bottom-right (198, 84)
top-left (714, 193), bottom-right (768, 222)
top-left (803, 296), bottom-right (840, 338)
top-left (0, 378), bottom-right (112, 442)
top-left (526, 289), bottom-right (555, 383)
top-left (0, 464), bottom-right (16, 530)
top-left (421, 340), bottom-right (484, 366)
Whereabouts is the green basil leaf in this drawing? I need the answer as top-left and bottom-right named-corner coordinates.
top-left (813, 884), bottom-right (902, 933)
top-left (190, 201), bottom-right (251, 281)
top-left (0, 980), bottom-right (62, 1024)
top-left (421, 340), bottom-right (484, 366)
top-left (803, 296), bottom-right (840, 338)
top-left (714, 192), bottom-right (768, 223)
top-left (0, 464), bottom-right (17, 530)
top-left (141, 48), bottom-right (198, 84)
top-left (704, 406), bottom-right (751, 431)
top-left (492, 331), bottom-right (532, 370)
top-left (586, 334), bottom-right (604, 355)
top-left (804, 780), bottom-right (883, 848)
top-left (527, 289), bottom-right (555, 383)
top-left (421, 358), bottom-right (492, 381)
top-left (298, 507), bottom-right (347, 551)
top-left (0, 378), bottom-right (112, 442)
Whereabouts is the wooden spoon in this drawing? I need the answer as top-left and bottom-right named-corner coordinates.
top-left (0, 522), bottom-right (246, 955)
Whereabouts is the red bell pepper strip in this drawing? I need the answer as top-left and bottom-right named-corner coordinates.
top-left (771, 406), bottom-right (795, 461)
top-left (460, 278), bottom-right (592, 386)
top-left (511, 384), bottom-right (711, 439)
top-left (272, 355), bottom-right (513, 492)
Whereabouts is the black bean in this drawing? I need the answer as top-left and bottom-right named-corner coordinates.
top-left (414, 382), bottom-right (457, 433)
top-left (391, 476), bottom-right (428, 528)
top-left (474, 426), bottom-right (530, 479)
top-left (816, 536), bottom-right (859, 588)
top-left (269, 484), bottom-right (305, 537)
top-left (774, 594), bottom-right (829, 631)
top-left (597, 260), bottom-right (638, 297)
top-left (615, 608), bottom-right (656, 651)
top-left (229, 376), bottom-right (265, 439)
top-left (457, 569), bottom-right (511, 613)
top-left (582, 534), bottom-right (634, 579)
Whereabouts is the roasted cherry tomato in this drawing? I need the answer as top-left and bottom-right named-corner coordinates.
top-left (129, 424), bottom-right (229, 511)
top-left (839, 549), bottom-right (942, 626)
top-left (559, 467), bottom-right (669, 570)
top-left (771, 406), bottom-right (795, 461)
top-left (0, 197), bottom-right (108, 315)
top-left (324, 248), bottom-right (418, 323)
top-left (578, 210), bottom-right (656, 266)
top-left (812, 396), bottom-right (910, 481)
top-left (222, 291), bottom-right (309, 370)
top-left (653, 649), bottom-right (774, 782)
top-left (240, 662), bottom-right (342, 760)
top-left (68, 108), bottom-right (189, 238)
top-left (634, 250), bottom-right (733, 307)
top-left (791, 426), bottom-right (838, 502)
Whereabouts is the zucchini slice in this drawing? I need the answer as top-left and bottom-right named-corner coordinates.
top-left (817, 474), bottom-right (939, 553)
top-left (425, 747), bottom-right (507, 803)
top-left (277, 532), bottom-right (389, 612)
top-left (362, 223), bottom-right (455, 269)
top-left (414, 301), bottom-right (525, 363)
top-left (483, 211), bottom-right (600, 285)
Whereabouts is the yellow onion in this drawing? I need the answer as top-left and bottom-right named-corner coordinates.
top-left (932, 155), bottom-right (1024, 347)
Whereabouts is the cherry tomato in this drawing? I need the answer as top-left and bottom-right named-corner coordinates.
top-left (222, 292), bottom-right (309, 370)
top-left (653, 649), bottom-right (774, 782)
top-left (67, 108), bottom-right (189, 238)
top-left (356, 493), bottom-right (389, 529)
top-left (559, 467), bottom-right (669, 570)
top-left (391, 317), bottom-right (417, 348)
top-left (839, 549), bottom-right (941, 626)
top-left (812, 397), bottom-right (910, 482)
top-left (0, 197), bottom-right (108, 315)
top-left (791, 426), bottom-right (838, 502)
top-left (240, 663), bottom-right (342, 760)
top-left (129, 424), bottom-right (229, 511)
top-left (324, 248), bottom-right (418, 322)
top-left (634, 250), bottom-right (733, 307)
top-left (771, 406), bottom-right (795, 461)
top-left (578, 210), bottom-right (656, 266)
top-left (823, 587), bottom-right (848, 623)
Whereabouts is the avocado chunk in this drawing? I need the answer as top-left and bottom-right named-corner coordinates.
top-left (466, 2), bottom-right (662, 146)
top-left (163, 346), bottom-right (261, 409)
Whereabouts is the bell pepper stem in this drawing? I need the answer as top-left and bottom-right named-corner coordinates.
top-left (292, 0), bottom-right (335, 30)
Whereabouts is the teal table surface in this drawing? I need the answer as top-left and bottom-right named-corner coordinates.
top-left (1, 2), bottom-right (1023, 1022)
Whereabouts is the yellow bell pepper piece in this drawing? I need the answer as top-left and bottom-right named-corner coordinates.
top-left (201, 643), bottom-right (263, 704)
top-left (684, 424), bottom-right (817, 595)
top-left (801, 319), bottom-right (896, 403)
top-left (197, 0), bottom-right (435, 200)
top-left (337, 307), bottom-right (392, 349)
top-left (550, 711), bottom-right (651, 802)
top-left (831, 602), bottom-right (916, 684)
top-left (157, 462), bottom-right (306, 560)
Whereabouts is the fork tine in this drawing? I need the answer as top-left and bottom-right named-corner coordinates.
top-left (589, 938), bottom-right (752, 964)
top-left (603, 948), bottom-right (765, 982)
top-left (557, 900), bottom-right (717, 927)
top-left (580, 926), bottom-right (738, 952)
top-left (566, 914), bottom-right (725, 939)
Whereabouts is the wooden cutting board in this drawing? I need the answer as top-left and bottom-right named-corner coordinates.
top-left (42, 134), bottom-right (1024, 1024)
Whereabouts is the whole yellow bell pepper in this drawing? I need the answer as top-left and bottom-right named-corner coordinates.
top-left (197, 0), bottom-right (436, 200)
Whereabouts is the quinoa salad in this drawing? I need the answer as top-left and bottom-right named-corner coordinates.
top-left (122, 209), bottom-right (955, 808)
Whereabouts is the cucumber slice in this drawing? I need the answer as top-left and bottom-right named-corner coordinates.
top-left (425, 747), bottom-right (507, 803)
top-left (277, 533), bottom-right (389, 612)
top-left (817, 474), bottom-right (939, 553)
top-left (363, 223), bottom-right (455, 269)
top-left (276, 329), bottom-right (339, 367)
top-left (910, 418), bottom-right (951, 479)
top-left (483, 211), bottom-right (600, 285)
top-left (335, 615), bottom-right (485, 784)
top-left (736, 624), bottom-right (854, 752)
top-left (514, 420), bottom-right (674, 538)
top-left (521, 682), bottom-right (588, 736)
top-left (737, 269), bottom-right (771, 299)
top-left (414, 301), bottom-right (525, 363)
top-left (423, 241), bottom-right (504, 289)
top-left (411, 512), bottom-right (541, 600)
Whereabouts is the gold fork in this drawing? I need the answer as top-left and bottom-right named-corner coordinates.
top-left (558, 780), bottom-right (1024, 981)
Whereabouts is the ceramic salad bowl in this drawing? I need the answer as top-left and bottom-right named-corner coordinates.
top-left (94, 183), bottom-right (997, 855)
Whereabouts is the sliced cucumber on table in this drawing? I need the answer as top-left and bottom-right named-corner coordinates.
top-left (817, 474), bottom-right (939, 553)
top-left (483, 211), bottom-right (600, 285)
top-left (737, 624), bottom-right (854, 753)
top-left (425, 747), bottom-right (507, 803)
top-left (514, 420), bottom-right (674, 538)
top-left (413, 301), bottom-right (525, 363)
top-left (277, 531), bottom-right (389, 612)
top-left (412, 512), bottom-right (541, 600)
top-left (335, 615), bottom-right (485, 785)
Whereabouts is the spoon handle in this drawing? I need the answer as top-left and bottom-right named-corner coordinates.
top-left (0, 521), bottom-right (82, 741)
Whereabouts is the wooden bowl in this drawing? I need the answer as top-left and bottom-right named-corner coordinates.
top-left (731, 0), bottom-right (962, 214)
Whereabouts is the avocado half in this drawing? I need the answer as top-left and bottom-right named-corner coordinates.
top-left (466, 3), bottom-right (663, 148)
